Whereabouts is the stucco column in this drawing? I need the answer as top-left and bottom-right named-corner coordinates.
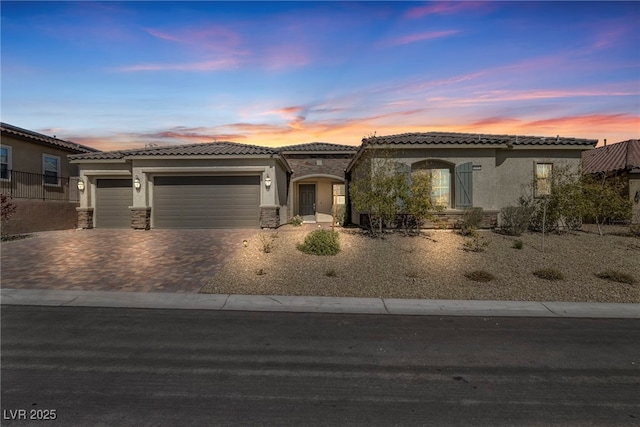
top-left (260, 166), bottom-right (280, 228)
top-left (130, 166), bottom-right (150, 230)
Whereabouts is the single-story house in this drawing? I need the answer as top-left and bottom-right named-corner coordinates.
top-left (345, 132), bottom-right (598, 228)
top-left (69, 142), bottom-right (292, 229)
top-left (279, 142), bottom-right (358, 223)
top-left (1, 122), bottom-right (100, 234)
top-left (582, 139), bottom-right (640, 222)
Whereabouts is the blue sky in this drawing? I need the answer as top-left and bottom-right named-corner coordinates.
top-left (2, 1), bottom-right (639, 151)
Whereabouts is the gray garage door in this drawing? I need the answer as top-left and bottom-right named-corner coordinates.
top-left (153, 176), bottom-right (260, 229)
top-left (95, 179), bottom-right (132, 229)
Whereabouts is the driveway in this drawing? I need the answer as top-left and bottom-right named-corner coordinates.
top-left (0, 229), bottom-right (258, 293)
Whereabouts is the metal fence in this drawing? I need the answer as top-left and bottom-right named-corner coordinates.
top-left (0, 170), bottom-right (79, 202)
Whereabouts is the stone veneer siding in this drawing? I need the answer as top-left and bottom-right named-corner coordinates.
top-left (131, 207), bottom-right (151, 230)
top-left (76, 207), bottom-right (94, 229)
top-left (359, 210), bottom-right (499, 230)
top-left (284, 154), bottom-right (352, 180)
top-left (260, 207), bottom-right (280, 229)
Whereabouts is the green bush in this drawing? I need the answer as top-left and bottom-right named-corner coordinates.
top-left (297, 229), bottom-right (340, 256)
top-left (595, 270), bottom-right (635, 285)
top-left (460, 207), bottom-right (484, 235)
top-left (512, 239), bottom-right (523, 250)
top-left (290, 215), bottom-right (303, 226)
top-left (462, 227), bottom-right (488, 252)
top-left (500, 204), bottom-right (533, 236)
top-left (533, 268), bottom-right (564, 281)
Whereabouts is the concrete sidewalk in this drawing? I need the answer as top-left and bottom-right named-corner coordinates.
top-left (2, 288), bottom-right (639, 318)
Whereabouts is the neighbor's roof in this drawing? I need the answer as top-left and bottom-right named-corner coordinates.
top-left (1, 122), bottom-right (99, 154)
top-left (69, 141), bottom-right (281, 160)
top-left (278, 142), bottom-right (359, 153)
top-left (361, 132), bottom-right (598, 147)
top-left (582, 139), bottom-right (640, 174)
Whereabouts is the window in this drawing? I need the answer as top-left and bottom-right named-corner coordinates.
top-left (0, 146), bottom-right (11, 181)
top-left (43, 154), bottom-right (61, 186)
top-left (411, 160), bottom-right (454, 208)
top-left (535, 163), bottom-right (553, 197)
top-left (332, 184), bottom-right (345, 205)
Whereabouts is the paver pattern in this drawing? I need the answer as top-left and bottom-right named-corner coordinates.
top-left (1, 229), bottom-right (258, 293)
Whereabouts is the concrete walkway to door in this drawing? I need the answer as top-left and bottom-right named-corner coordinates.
top-left (0, 229), bottom-right (258, 293)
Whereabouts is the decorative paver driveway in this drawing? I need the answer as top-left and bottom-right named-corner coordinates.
top-left (1, 229), bottom-right (258, 293)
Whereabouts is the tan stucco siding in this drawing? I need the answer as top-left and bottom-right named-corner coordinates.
top-left (1, 136), bottom-right (80, 177)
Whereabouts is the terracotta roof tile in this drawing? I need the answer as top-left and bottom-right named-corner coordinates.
top-left (582, 140), bottom-right (640, 174)
top-left (363, 132), bottom-right (597, 147)
top-left (1, 122), bottom-right (99, 153)
top-left (69, 141), bottom-right (280, 160)
top-left (279, 142), bottom-right (359, 152)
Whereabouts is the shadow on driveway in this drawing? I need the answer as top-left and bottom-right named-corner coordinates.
top-left (1, 229), bottom-right (258, 293)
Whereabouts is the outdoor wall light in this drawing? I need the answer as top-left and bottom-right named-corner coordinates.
top-left (134, 177), bottom-right (141, 191)
top-left (264, 174), bottom-right (272, 189)
top-left (77, 179), bottom-right (85, 192)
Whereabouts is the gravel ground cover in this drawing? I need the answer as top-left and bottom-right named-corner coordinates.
top-left (200, 224), bottom-right (640, 303)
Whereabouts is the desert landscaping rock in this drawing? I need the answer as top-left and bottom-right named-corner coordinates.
top-left (200, 224), bottom-right (640, 303)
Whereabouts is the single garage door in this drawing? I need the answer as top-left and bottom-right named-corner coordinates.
top-left (95, 179), bottom-right (132, 228)
top-left (153, 176), bottom-right (260, 228)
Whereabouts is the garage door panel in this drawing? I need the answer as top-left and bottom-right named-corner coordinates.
top-left (96, 179), bottom-right (132, 229)
top-left (153, 176), bottom-right (260, 229)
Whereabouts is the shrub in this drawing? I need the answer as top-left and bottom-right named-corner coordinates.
top-left (595, 270), bottom-right (636, 285)
top-left (1, 194), bottom-right (17, 240)
top-left (500, 204), bottom-right (533, 236)
top-left (297, 229), bottom-right (340, 256)
top-left (464, 270), bottom-right (495, 282)
top-left (462, 227), bottom-right (488, 252)
top-left (460, 207), bottom-right (484, 235)
top-left (512, 239), bottom-right (523, 250)
top-left (259, 232), bottom-right (278, 253)
top-left (290, 215), bottom-right (303, 226)
top-left (533, 268), bottom-right (564, 281)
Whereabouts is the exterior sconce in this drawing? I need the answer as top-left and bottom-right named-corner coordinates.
top-left (77, 179), bottom-right (85, 192)
top-left (264, 174), bottom-right (272, 189)
top-left (134, 177), bottom-right (141, 191)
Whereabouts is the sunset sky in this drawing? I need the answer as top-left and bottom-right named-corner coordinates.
top-left (2, 1), bottom-right (639, 151)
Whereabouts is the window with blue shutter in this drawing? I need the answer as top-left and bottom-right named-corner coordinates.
top-left (455, 162), bottom-right (473, 208)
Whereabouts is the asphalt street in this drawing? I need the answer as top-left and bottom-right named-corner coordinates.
top-left (1, 305), bottom-right (639, 426)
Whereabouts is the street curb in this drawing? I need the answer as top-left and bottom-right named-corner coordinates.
top-left (1, 289), bottom-right (639, 318)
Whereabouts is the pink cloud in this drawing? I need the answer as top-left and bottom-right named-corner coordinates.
top-left (405, 2), bottom-right (489, 19)
top-left (380, 30), bottom-right (459, 47)
top-left (117, 58), bottom-right (240, 72)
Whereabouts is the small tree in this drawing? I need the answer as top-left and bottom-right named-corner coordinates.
top-left (581, 175), bottom-right (632, 236)
top-left (1, 194), bottom-right (17, 239)
top-left (400, 170), bottom-right (443, 234)
top-left (349, 148), bottom-right (409, 237)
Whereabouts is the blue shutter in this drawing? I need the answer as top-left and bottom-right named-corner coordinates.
top-left (455, 162), bottom-right (473, 208)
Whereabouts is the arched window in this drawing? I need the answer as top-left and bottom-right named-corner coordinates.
top-left (411, 160), bottom-right (454, 208)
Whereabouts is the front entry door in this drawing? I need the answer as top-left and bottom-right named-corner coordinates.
top-left (299, 184), bottom-right (316, 222)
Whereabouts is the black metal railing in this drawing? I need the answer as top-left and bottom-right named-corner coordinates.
top-left (0, 170), bottom-right (79, 202)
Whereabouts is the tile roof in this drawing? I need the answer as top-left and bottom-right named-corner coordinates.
top-left (69, 141), bottom-right (281, 160)
top-left (278, 142), bottom-right (359, 153)
top-left (362, 132), bottom-right (598, 147)
top-left (582, 140), bottom-right (640, 174)
top-left (1, 122), bottom-right (99, 153)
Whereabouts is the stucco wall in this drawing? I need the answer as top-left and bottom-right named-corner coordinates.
top-left (630, 174), bottom-right (640, 223)
top-left (1, 136), bottom-right (80, 177)
top-left (3, 199), bottom-right (78, 235)
top-left (348, 147), bottom-right (585, 226)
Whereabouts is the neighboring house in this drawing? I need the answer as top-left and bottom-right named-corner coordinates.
top-left (69, 142), bottom-right (292, 229)
top-left (345, 132), bottom-right (597, 228)
top-left (582, 139), bottom-right (640, 223)
top-left (279, 142), bottom-right (358, 223)
top-left (0, 122), bottom-right (99, 234)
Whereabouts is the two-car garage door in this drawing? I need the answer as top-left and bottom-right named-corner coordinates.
top-left (153, 176), bottom-right (260, 228)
